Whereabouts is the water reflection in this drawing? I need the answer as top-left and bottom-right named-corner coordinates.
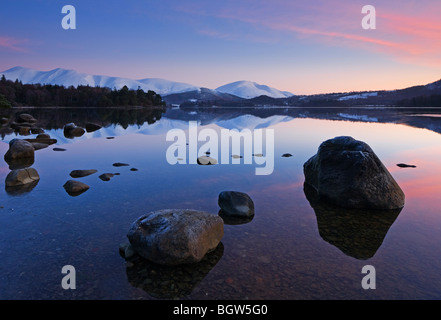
top-left (5, 179), bottom-right (39, 196)
top-left (218, 210), bottom-right (254, 225)
top-left (304, 183), bottom-right (402, 260)
top-left (125, 243), bottom-right (224, 299)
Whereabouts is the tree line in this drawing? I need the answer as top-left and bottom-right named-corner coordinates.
top-left (0, 75), bottom-right (166, 108)
top-left (398, 94), bottom-right (441, 107)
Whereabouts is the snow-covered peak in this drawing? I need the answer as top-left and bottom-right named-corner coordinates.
top-left (216, 80), bottom-right (294, 99)
top-left (0, 66), bottom-right (199, 95)
top-left (1, 67), bottom-right (295, 99)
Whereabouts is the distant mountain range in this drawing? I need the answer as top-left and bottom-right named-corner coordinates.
top-left (0, 66), bottom-right (294, 100)
top-left (2, 66), bottom-right (440, 107)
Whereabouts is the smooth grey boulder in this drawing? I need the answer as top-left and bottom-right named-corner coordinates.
top-left (218, 191), bottom-right (255, 218)
top-left (4, 139), bottom-right (35, 162)
top-left (303, 136), bottom-right (405, 210)
top-left (5, 168), bottom-right (40, 187)
top-left (127, 209), bottom-right (224, 266)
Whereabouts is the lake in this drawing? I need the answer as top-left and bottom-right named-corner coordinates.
top-left (1, 106), bottom-right (441, 300)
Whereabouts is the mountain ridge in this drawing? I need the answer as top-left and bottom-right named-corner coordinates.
top-left (1, 66), bottom-right (294, 99)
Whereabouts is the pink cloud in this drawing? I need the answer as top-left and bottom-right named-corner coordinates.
top-left (0, 36), bottom-right (28, 52)
top-left (180, 1), bottom-right (441, 67)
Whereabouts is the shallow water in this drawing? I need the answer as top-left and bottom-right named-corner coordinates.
top-left (1, 106), bottom-right (441, 300)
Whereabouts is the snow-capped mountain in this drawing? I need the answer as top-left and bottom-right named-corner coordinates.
top-left (1, 66), bottom-right (200, 96)
top-left (216, 81), bottom-right (294, 99)
top-left (1, 66), bottom-right (294, 99)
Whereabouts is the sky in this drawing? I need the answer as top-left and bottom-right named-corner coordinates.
top-left (0, 0), bottom-right (440, 95)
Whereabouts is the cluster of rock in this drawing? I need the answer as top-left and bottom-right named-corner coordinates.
top-left (2, 113), bottom-right (107, 195)
top-left (120, 190), bottom-right (255, 268)
top-left (63, 164), bottom-right (137, 196)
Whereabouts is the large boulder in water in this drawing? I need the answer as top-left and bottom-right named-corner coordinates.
top-left (4, 139), bottom-right (35, 162)
top-left (303, 136), bottom-right (405, 210)
top-left (127, 209), bottom-right (224, 266)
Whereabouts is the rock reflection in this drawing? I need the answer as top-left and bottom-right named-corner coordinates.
top-left (125, 242), bottom-right (224, 299)
top-left (304, 183), bottom-right (402, 260)
top-left (5, 180), bottom-right (39, 196)
top-left (218, 210), bottom-right (254, 225)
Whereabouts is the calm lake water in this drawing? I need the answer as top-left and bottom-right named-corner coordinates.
top-left (1, 106), bottom-right (441, 300)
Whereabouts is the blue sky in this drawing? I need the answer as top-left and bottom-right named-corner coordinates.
top-left (1, 0), bottom-right (440, 94)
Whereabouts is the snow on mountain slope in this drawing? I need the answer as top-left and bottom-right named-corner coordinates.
top-left (216, 81), bottom-right (294, 99)
top-left (1, 66), bottom-right (200, 95)
top-left (1, 67), bottom-right (295, 99)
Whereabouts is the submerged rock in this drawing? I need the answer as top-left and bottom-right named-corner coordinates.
top-left (218, 191), bottom-right (255, 219)
top-left (127, 209), bottom-right (224, 266)
top-left (63, 180), bottom-right (90, 196)
top-left (303, 136), bottom-right (405, 210)
top-left (4, 139), bottom-right (35, 162)
top-left (70, 169), bottom-right (98, 178)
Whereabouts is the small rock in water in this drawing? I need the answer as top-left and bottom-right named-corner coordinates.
top-left (218, 191), bottom-right (255, 218)
top-left (397, 163), bottom-right (416, 168)
top-left (99, 173), bottom-right (115, 181)
top-left (63, 180), bottom-right (90, 196)
top-left (70, 169), bottom-right (98, 178)
top-left (63, 123), bottom-right (85, 138)
top-left (113, 162), bottom-right (130, 167)
top-left (197, 156), bottom-right (217, 165)
top-left (282, 153), bottom-right (293, 158)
